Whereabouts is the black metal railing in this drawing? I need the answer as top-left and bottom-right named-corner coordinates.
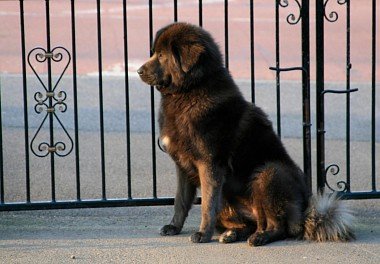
top-left (0, 0), bottom-right (378, 211)
top-left (315, 0), bottom-right (379, 199)
top-left (0, 76), bottom-right (3, 204)
top-left (371, 0), bottom-right (377, 194)
top-left (20, 0), bottom-right (30, 204)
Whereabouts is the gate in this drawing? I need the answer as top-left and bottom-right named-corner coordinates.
top-left (0, 0), bottom-right (378, 211)
top-left (315, 0), bottom-right (379, 199)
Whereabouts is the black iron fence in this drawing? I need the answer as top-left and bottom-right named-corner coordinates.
top-left (315, 0), bottom-right (379, 199)
top-left (0, 0), bottom-right (378, 211)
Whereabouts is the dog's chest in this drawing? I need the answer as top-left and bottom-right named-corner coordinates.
top-left (159, 95), bottom-right (209, 176)
top-left (160, 114), bottom-right (200, 169)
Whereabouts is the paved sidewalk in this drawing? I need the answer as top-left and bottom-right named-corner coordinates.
top-left (0, 200), bottom-right (379, 264)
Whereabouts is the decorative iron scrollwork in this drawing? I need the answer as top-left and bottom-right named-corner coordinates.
top-left (324, 0), bottom-right (347, 23)
top-left (279, 0), bottom-right (302, 25)
top-left (325, 164), bottom-right (349, 192)
top-left (28, 46), bottom-right (73, 158)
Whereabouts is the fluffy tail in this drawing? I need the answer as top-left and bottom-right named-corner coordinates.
top-left (303, 192), bottom-right (355, 242)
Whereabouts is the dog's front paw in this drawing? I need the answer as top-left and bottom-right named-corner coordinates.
top-left (160, 225), bottom-right (181, 236)
top-left (190, 232), bottom-right (211, 243)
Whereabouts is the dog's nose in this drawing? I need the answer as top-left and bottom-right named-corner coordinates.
top-left (137, 67), bottom-right (144, 75)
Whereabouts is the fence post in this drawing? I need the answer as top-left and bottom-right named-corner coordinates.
top-left (316, 0), bottom-right (325, 193)
top-left (301, 0), bottom-right (312, 194)
top-left (0, 75), bottom-right (3, 204)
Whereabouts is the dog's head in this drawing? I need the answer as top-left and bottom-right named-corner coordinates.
top-left (137, 23), bottom-right (223, 93)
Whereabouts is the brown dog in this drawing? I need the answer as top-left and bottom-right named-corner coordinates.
top-left (138, 22), bottom-right (354, 246)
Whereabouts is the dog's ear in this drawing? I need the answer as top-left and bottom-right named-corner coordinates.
top-left (173, 43), bottom-right (204, 73)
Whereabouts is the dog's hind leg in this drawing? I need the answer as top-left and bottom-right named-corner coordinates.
top-left (219, 229), bottom-right (238, 243)
top-left (248, 201), bottom-right (304, 245)
top-left (219, 227), bottom-right (256, 243)
top-left (247, 199), bottom-right (287, 246)
top-left (248, 228), bottom-right (287, 247)
top-left (247, 210), bottom-right (287, 246)
top-left (248, 205), bottom-right (287, 246)
top-left (247, 166), bottom-right (289, 246)
top-left (217, 204), bottom-right (257, 243)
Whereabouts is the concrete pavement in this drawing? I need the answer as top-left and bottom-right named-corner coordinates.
top-left (0, 201), bottom-right (379, 264)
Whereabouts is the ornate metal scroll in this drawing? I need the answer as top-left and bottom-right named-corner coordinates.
top-left (325, 164), bottom-right (349, 192)
top-left (324, 0), bottom-right (347, 23)
top-left (28, 46), bottom-right (73, 157)
top-left (279, 0), bottom-right (302, 25)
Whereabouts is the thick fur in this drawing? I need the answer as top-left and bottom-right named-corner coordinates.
top-left (304, 193), bottom-right (355, 242)
top-left (138, 22), bottom-right (354, 246)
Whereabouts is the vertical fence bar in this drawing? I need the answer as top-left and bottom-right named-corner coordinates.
top-left (275, 0), bottom-right (281, 137)
top-left (96, 0), bottom-right (106, 200)
top-left (174, 0), bottom-right (178, 22)
top-left (371, 0), bottom-right (377, 191)
top-left (199, 0), bottom-right (203, 27)
top-left (301, 0), bottom-right (312, 192)
top-left (123, 0), bottom-right (132, 199)
top-left (45, 0), bottom-right (56, 202)
top-left (20, 0), bottom-right (30, 203)
top-left (224, 0), bottom-right (229, 69)
top-left (316, 0), bottom-right (325, 192)
top-left (149, 0), bottom-right (157, 198)
top-left (345, 0), bottom-right (351, 192)
top-left (0, 77), bottom-right (3, 203)
top-left (70, 0), bottom-right (81, 200)
top-left (250, 0), bottom-right (255, 104)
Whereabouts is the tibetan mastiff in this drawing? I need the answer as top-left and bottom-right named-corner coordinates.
top-left (138, 22), bottom-right (353, 246)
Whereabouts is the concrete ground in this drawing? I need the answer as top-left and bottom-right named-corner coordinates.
top-left (0, 201), bottom-right (379, 264)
